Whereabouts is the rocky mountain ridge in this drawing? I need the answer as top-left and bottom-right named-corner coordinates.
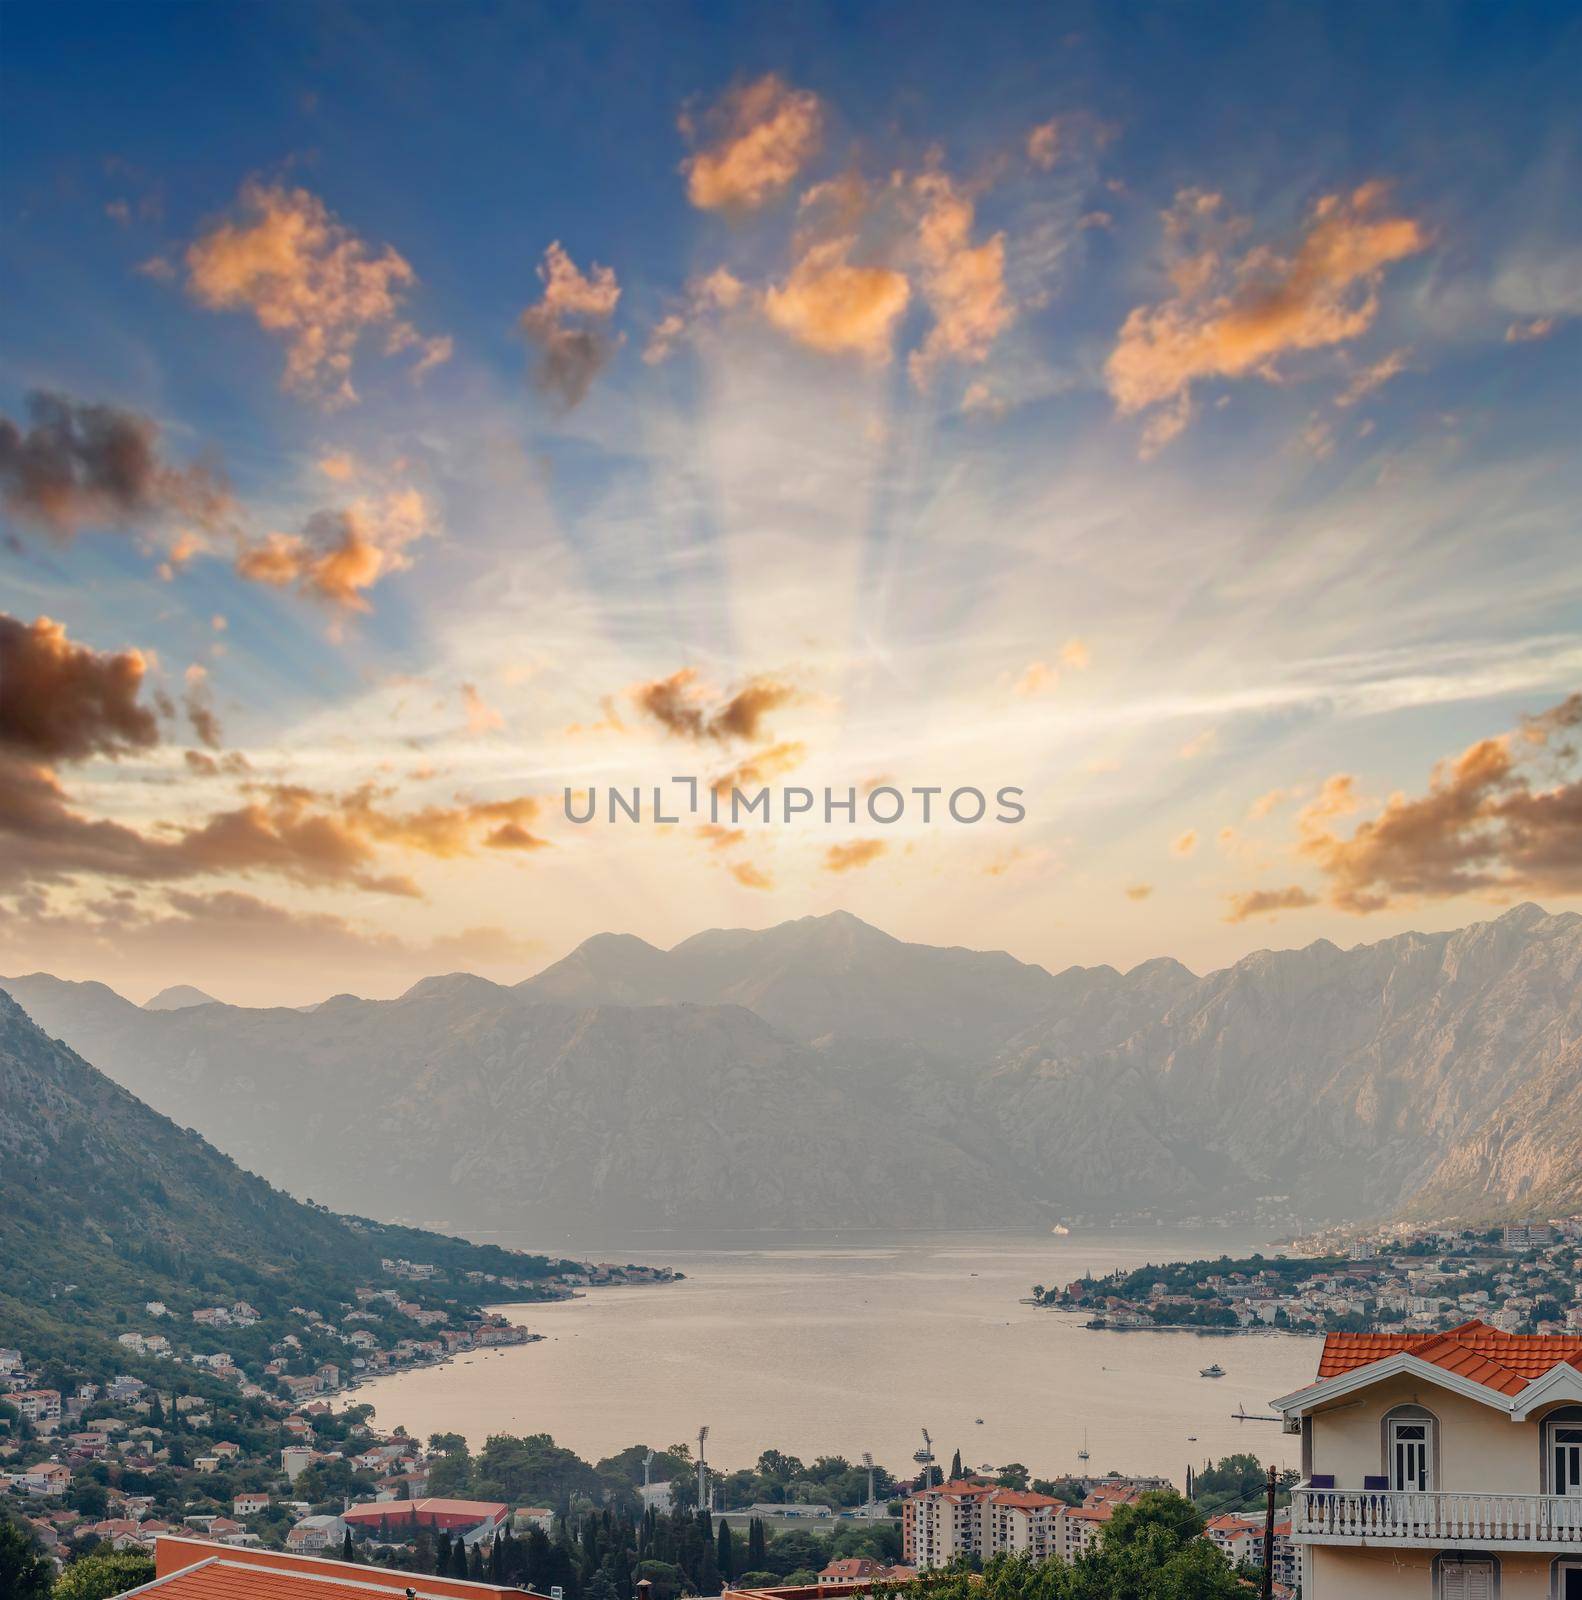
top-left (5, 905), bottom-right (1580, 1233)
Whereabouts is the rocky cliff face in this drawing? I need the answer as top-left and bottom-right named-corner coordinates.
top-left (6, 904), bottom-right (1580, 1234)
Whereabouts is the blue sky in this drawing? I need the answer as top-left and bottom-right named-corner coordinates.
top-left (2, 0), bottom-right (1580, 1002)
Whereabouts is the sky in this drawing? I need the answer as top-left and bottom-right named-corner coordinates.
top-left (1, 0), bottom-right (1580, 1006)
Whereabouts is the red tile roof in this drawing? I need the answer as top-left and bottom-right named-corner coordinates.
top-left (985, 1490), bottom-right (1063, 1510)
top-left (341, 1499), bottom-right (508, 1526)
top-left (150, 1537), bottom-right (532, 1600)
top-left (1316, 1319), bottom-right (1582, 1396)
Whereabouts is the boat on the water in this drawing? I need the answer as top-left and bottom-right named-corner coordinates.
top-left (1200, 1363), bottom-right (1227, 1378)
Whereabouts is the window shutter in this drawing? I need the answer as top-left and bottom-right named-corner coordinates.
top-left (1441, 1559), bottom-right (1495, 1600)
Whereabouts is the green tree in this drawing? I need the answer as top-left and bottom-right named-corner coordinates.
top-left (2, 1520), bottom-right (52, 1600)
top-left (950, 1449), bottom-right (963, 1481)
top-left (755, 1450), bottom-right (804, 1483)
top-left (716, 1517), bottom-right (736, 1579)
top-left (764, 1530), bottom-right (825, 1578)
top-left (67, 1482), bottom-right (110, 1519)
top-left (54, 1549), bottom-right (157, 1600)
top-left (427, 1450), bottom-right (474, 1498)
top-left (1102, 1490), bottom-right (1205, 1552)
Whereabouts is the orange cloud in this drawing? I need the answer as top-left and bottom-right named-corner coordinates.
top-left (1026, 120), bottom-right (1062, 171)
top-left (711, 741), bottom-right (807, 800)
top-left (1506, 317), bottom-right (1556, 343)
top-left (235, 487), bottom-right (433, 615)
top-left (462, 682), bottom-right (503, 735)
top-left (961, 381), bottom-right (1005, 417)
top-left (824, 838), bottom-right (887, 873)
top-left (185, 181), bottom-right (448, 405)
top-left (563, 695), bottom-right (628, 738)
top-left (1247, 787), bottom-right (1294, 821)
top-left (1226, 695), bottom-right (1582, 919)
top-left (765, 236), bottom-right (911, 361)
top-left (681, 75), bottom-right (822, 212)
top-left (730, 859), bottom-right (774, 890)
top-left (1124, 883), bottom-right (1153, 901)
top-left (1335, 347), bottom-right (1410, 407)
top-left (630, 667), bottom-right (798, 745)
top-left (908, 169), bottom-right (1013, 388)
top-left (696, 823), bottom-right (747, 852)
top-left (1224, 884), bottom-right (1319, 922)
top-left (1171, 828), bottom-right (1199, 857)
top-left (0, 765), bottom-right (550, 902)
top-left (1295, 697), bottom-right (1582, 913)
top-left (1013, 661), bottom-right (1056, 697)
top-left (0, 613), bottom-right (159, 763)
top-left (1106, 183), bottom-right (1429, 451)
top-left (519, 242), bottom-right (623, 408)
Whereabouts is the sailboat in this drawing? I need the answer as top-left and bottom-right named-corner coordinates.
top-left (1077, 1430), bottom-right (1090, 1463)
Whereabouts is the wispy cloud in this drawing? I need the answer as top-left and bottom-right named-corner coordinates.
top-left (185, 181), bottom-right (449, 406)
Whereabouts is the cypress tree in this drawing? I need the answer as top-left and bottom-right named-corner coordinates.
top-left (434, 1532), bottom-right (452, 1575)
top-left (468, 1545), bottom-right (484, 1581)
top-left (716, 1518), bottom-right (734, 1579)
top-left (452, 1539), bottom-right (470, 1580)
top-left (950, 1450), bottom-right (962, 1481)
top-left (490, 1533), bottom-right (504, 1583)
top-left (341, 1530), bottom-right (355, 1563)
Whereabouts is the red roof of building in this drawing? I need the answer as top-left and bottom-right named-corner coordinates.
top-left (342, 1498), bottom-right (509, 1525)
top-left (985, 1489), bottom-right (1063, 1510)
top-left (149, 1538), bottom-right (538, 1600)
top-left (1204, 1513), bottom-right (1261, 1534)
top-left (1316, 1319), bottom-right (1582, 1396)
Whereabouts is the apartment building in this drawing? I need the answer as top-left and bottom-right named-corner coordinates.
top-left (903, 1479), bottom-right (1067, 1569)
top-left (1273, 1319), bottom-right (1582, 1598)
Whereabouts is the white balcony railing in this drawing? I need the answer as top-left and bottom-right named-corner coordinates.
top-left (1292, 1485), bottom-right (1582, 1547)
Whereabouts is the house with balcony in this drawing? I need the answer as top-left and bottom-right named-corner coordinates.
top-left (1272, 1319), bottom-right (1582, 1598)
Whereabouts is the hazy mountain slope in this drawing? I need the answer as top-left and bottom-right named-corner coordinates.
top-left (0, 975), bottom-right (1041, 1231)
top-left (7, 905), bottom-right (1582, 1232)
top-left (979, 904), bottom-right (1582, 1219)
top-left (0, 990), bottom-right (571, 1350)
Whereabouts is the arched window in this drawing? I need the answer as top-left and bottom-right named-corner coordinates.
top-left (1543, 1406), bottom-right (1582, 1496)
top-left (1382, 1403), bottom-right (1438, 1492)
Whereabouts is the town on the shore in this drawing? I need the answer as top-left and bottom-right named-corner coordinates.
top-left (1033, 1216), bottom-right (1582, 1335)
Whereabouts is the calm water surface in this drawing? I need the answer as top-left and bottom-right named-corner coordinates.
top-left (353, 1230), bottom-right (1311, 1485)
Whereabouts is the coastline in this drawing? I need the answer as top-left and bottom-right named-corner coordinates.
top-left (340, 1231), bottom-right (1309, 1479)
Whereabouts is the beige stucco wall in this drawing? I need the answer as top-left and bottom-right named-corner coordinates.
top-left (1310, 1373), bottom-right (1555, 1494)
top-left (1309, 1544), bottom-right (1576, 1597)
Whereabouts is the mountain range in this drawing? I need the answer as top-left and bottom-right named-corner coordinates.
top-left (4, 904), bottom-right (1581, 1235)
